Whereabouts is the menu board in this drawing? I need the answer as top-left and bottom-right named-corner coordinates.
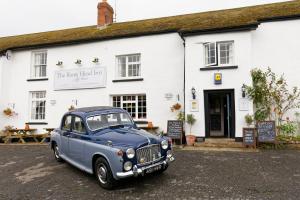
top-left (167, 120), bottom-right (183, 139)
top-left (257, 121), bottom-right (276, 143)
top-left (243, 128), bottom-right (256, 147)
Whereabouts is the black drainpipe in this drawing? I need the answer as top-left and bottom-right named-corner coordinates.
top-left (178, 32), bottom-right (186, 116)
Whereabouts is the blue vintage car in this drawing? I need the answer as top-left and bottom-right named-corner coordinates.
top-left (50, 107), bottom-right (174, 189)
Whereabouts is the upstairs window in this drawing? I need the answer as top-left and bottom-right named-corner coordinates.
top-left (204, 41), bottom-right (234, 67)
top-left (116, 54), bottom-right (141, 78)
top-left (31, 51), bottom-right (47, 78)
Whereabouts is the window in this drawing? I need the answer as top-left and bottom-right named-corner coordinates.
top-left (116, 54), bottom-right (141, 78)
top-left (204, 43), bottom-right (216, 66)
top-left (62, 115), bottom-right (72, 131)
top-left (73, 117), bottom-right (86, 134)
top-left (112, 95), bottom-right (147, 120)
top-left (204, 41), bottom-right (234, 67)
top-left (218, 42), bottom-right (234, 66)
top-left (31, 51), bottom-right (47, 78)
top-left (87, 113), bottom-right (133, 131)
top-left (30, 91), bottom-right (46, 121)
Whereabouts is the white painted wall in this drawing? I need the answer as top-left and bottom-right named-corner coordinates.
top-left (185, 31), bottom-right (254, 138)
top-left (185, 19), bottom-right (300, 138)
top-left (252, 19), bottom-right (300, 121)
top-left (0, 33), bottom-right (184, 133)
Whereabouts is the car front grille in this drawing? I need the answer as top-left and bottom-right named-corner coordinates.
top-left (136, 144), bottom-right (161, 165)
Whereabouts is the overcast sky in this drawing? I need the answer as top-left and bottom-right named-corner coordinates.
top-left (0, 0), bottom-right (289, 37)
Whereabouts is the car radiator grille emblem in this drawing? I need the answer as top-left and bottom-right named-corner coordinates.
top-left (136, 144), bottom-right (160, 164)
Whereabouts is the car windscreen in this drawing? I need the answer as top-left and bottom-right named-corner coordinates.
top-left (86, 112), bottom-right (134, 131)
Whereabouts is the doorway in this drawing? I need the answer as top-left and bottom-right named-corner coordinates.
top-left (204, 90), bottom-right (235, 138)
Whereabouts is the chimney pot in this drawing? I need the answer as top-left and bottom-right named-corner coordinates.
top-left (97, 0), bottom-right (114, 27)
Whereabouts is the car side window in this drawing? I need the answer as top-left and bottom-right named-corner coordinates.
top-left (62, 115), bottom-right (72, 131)
top-left (73, 116), bottom-right (86, 134)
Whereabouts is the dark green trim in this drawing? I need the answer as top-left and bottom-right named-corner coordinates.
top-left (112, 78), bottom-right (144, 83)
top-left (134, 121), bottom-right (148, 125)
top-left (235, 137), bottom-right (243, 142)
top-left (27, 78), bottom-right (49, 82)
top-left (26, 122), bottom-right (48, 125)
top-left (200, 66), bottom-right (238, 71)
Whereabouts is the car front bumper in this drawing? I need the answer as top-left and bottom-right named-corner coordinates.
top-left (116, 155), bottom-right (175, 179)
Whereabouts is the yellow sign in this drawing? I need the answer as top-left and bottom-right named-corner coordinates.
top-left (214, 73), bottom-right (222, 84)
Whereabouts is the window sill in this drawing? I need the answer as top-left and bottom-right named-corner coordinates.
top-left (134, 121), bottom-right (148, 125)
top-left (26, 122), bottom-right (48, 125)
top-left (200, 66), bottom-right (238, 71)
top-left (112, 78), bottom-right (144, 83)
top-left (27, 78), bottom-right (49, 82)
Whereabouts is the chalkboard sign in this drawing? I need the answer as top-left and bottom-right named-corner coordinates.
top-left (243, 128), bottom-right (256, 147)
top-left (167, 120), bottom-right (183, 140)
top-left (257, 121), bottom-right (276, 143)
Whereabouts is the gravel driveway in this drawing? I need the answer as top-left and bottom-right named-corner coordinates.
top-left (0, 145), bottom-right (299, 200)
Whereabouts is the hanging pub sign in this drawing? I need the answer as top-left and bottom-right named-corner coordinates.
top-left (54, 67), bottom-right (107, 91)
top-left (167, 120), bottom-right (183, 144)
top-left (243, 128), bottom-right (256, 148)
top-left (214, 73), bottom-right (222, 85)
top-left (257, 121), bottom-right (276, 143)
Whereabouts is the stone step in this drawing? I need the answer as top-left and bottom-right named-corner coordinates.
top-left (195, 138), bottom-right (244, 148)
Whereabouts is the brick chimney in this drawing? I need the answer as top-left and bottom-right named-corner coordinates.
top-left (97, 0), bottom-right (114, 27)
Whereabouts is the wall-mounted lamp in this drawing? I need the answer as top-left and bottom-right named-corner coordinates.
top-left (191, 87), bottom-right (196, 100)
top-left (75, 59), bottom-right (82, 65)
top-left (242, 84), bottom-right (246, 98)
top-left (92, 57), bottom-right (99, 63)
top-left (56, 61), bottom-right (63, 66)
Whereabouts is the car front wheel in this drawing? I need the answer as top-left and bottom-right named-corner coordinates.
top-left (95, 157), bottom-right (116, 189)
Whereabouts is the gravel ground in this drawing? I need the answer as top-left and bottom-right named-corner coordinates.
top-left (0, 145), bottom-right (300, 200)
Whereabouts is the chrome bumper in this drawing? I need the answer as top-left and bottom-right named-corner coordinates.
top-left (116, 156), bottom-right (175, 179)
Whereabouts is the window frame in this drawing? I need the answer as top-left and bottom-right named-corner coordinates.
top-left (111, 94), bottom-right (147, 120)
top-left (115, 54), bottom-right (142, 79)
top-left (204, 42), bottom-right (217, 67)
top-left (203, 41), bottom-right (234, 67)
top-left (31, 50), bottom-right (48, 79)
top-left (217, 41), bottom-right (235, 67)
top-left (29, 91), bottom-right (46, 122)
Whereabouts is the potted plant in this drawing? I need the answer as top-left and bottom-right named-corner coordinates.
top-left (186, 114), bottom-right (197, 146)
top-left (3, 108), bottom-right (17, 117)
top-left (245, 114), bottom-right (254, 127)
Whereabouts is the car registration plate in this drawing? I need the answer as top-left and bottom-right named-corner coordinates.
top-left (145, 165), bottom-right (162, 174)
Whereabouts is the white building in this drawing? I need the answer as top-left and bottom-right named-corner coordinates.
top-left (1, 0), bottom-right (300, 141)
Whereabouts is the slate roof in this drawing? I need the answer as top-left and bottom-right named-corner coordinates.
top-left (0, 0), bottom-right (300, 54)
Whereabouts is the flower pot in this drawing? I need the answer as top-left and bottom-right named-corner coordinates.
top-left (186, 135), bottom-right (196, 146)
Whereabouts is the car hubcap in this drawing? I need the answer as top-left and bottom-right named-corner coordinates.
top-left (54, 146), bottom-right (60, 159)
top-left (97, 165), bottom-right (107, 184)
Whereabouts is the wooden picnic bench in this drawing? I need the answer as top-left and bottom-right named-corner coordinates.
top-left (4, 129), bottom-right (37, 144)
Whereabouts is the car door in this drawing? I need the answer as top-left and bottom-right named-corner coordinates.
top-left (68, 116), bottom-right (88, 165)
top-left (60, 115), bottom-right (72, 157)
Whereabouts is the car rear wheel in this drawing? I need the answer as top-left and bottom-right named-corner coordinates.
top-left (53, 144), bottom-right (63, 162)
top-left (95, 157), bottom-right (116, 189)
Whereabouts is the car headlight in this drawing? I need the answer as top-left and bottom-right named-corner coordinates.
top-left (126, 148), bottom-right (135, 159)
top-left (161, 140), bottom-right (168, 150)
top-left (124, 161), bottom-right (132, 171)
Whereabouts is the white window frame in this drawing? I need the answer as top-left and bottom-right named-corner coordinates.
top-left (115, 54), bottom-right (141, 79)
top-left (29, 91), bottom-right (46, 122)
top-left (217, 41), bottom-right (234, 67)
top-left (111, 94), bottom-right (147, 120)
top-left (204, 43), bottom-right (217, 67)
top-left (203, 41), bottom-right (235, 67)
top-left (31, 50), bottom-right (47, 79)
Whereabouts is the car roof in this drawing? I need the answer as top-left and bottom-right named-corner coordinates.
top-left (66, 106), bottom-right (126, 117)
